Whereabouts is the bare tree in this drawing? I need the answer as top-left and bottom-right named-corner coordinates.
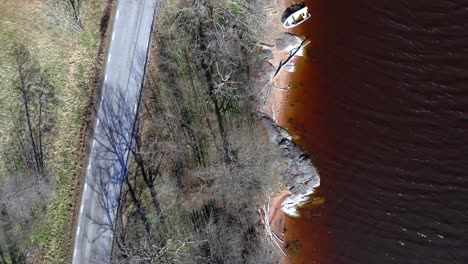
top-left (109, 1), bottom-right (282, 263)
top-left (45, 0), bottom-right (83, 32)
top-left (65, 0), bottom-right (82, 25)
top-left (169, 0), bottom-right (261, 164)
top-left (9, 44), bottom-right (56, 176)
top-left (0, 44), bottom-right (54, 262)
top-left (61, 0), bottom-right (83, 30)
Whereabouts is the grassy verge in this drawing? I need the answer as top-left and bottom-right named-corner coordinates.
top-left (0, 0), bottom-right (111, 262)
top-left (110, 0), bottom-right (284, 263)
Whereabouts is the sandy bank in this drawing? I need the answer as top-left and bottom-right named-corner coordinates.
top-left (258, 0), bottom-right (306, 124)
top-left (258, 0), bottom-right (319, 211)
top-left (255, 1), bottom-right (319, 262)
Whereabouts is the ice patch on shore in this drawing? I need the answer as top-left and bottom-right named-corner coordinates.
top-left (282, 177), bottom-right (320, 217)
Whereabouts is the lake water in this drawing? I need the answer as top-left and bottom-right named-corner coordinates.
top-left (281, 1), bottom-right (468, 263)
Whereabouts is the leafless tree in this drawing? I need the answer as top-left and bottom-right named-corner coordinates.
top-left (0, 44), bottom-right (55, 264)
top-left (65, 0), bottom-right (82, 25)
top-left (9, 44), bottom-right (56, 176)
top-left (108, 1), bottom-right (282, 263)
top-left (167, 0), bottom-right (262, 164)
top-left (45, 0), bottom-right (83, 32)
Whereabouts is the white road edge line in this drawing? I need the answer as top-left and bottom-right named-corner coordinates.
top-left (84, 183), bottom-right (88, 192)
top-left (93, 139), bottom-right (96, 148)
top-left (80, 204), bottom-right (84, 214)
top-left (134, 104), bottom-right (138, 112)
top-left (108, 54), bottom-right (111, 62)
top-left (112, 31), bottom-right (115, 40)
top-left (116, 9), bottom-right (119, 19)
top-left (87, 163), bottom-right (91, 172)
top-left (77, 226), bottom-right (80, 235)
top-left (104, 74), bottom-right (108, 82)
top-left (97, 119), bottom-right (100, 127)
top-left (74, 248), bottom-right (77, 258)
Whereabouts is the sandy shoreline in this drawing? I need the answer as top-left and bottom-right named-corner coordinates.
top-left (259, 0), bottom-right (303, 125)
top-left (268, 190), bottom-right (289, 242)
top-left (257, 0), bottom-right (304, 262)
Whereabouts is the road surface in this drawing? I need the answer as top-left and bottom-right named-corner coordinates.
top-left (73, 0), bottom-right (157, 263)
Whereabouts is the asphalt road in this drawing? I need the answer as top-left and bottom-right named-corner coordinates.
top-left (73, 0), bottom-right (157, 263)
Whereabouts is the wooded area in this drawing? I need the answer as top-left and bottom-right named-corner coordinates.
top-left (110, 0), bottom-right (283, 263)
top-left (0, 0), bottom-right (285, 262)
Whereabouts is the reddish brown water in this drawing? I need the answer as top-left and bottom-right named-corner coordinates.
top-left (281, 1), bottom-right (468, 263)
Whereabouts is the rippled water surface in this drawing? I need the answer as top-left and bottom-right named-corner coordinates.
top-left (282, 1), bottom-right (468, 263)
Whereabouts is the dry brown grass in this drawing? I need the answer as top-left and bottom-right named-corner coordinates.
top-left (0, 0), bottom-right (110, 262)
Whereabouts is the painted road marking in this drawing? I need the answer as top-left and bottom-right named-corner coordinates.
top-left (84, 183), bottom-right (88, 192)
top-left (77, 226), bottom-right (80, 235)
top-left (105, 74), bottom-right (108, 82)
top-left (97, 119), bottom-right (100, 127)
top-left (108, 53), bottom-right (111, 62)
top-left (87, 163), bottom-right (91, 172)
top-left (74, 248), bottom-right (77, 257)
top-left (80, 204), bottom-right (84, 214)
top-left (112, 31), bottom-right (115, 40)
top-left (93, 139), bottom-right (96, 148)
top-left (116, 9), bottom-right (119, 19)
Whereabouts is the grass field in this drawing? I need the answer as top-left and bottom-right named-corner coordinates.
top-left (0, 0), bottom-right (108, 262)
